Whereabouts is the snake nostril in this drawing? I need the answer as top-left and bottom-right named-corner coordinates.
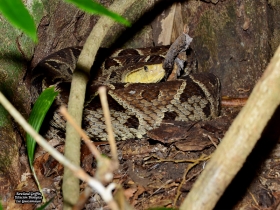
top-left (144, 66), bottom-right (148, 72)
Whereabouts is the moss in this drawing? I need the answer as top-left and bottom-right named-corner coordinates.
top-left (0, 0), bottom-right (46, 123)
top-left (30, 0), bottom-right (46, 24)
top-left (101, 0), bottom-right (155, 48)
top-left (268, 0), bottom-right (280, 7)
top-left (270, 29), bottom-right (280, 53)
top-left (194, 11), bottom-right (218, 70)
top-left (243, 0), bottom-right (254, 16)
top-left (193, 3), bottom-right (238, 71)
top-left (0, 107), bottom-right (9, 127)
top-left (0, 0), bottom-right (46, 179)
top-left (0, 125), bottom-right (18, 170)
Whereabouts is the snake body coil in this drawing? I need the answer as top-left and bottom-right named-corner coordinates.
top-left (31, 45), bottom-right (220, 141)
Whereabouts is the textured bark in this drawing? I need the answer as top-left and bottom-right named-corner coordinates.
top-left (32, 0), bottom-right (280, 99)
top-left (2, 0), bottom-right (280, 209)
top-left (180, 39), bottom-right (280, 210)
top-left (30, 0), bottom-right (100, 69)
top-left (0, 1), bottom-right (45, 206)
top-left (183, 0), bottom-right (272, 98)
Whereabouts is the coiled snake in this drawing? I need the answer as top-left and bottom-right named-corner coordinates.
top-left (31, 34), bottom-right (220, 141)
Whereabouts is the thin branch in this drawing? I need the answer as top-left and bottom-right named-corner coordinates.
top-left (63, 70), bottom-right (87, 209)
top-left (62, 0), bottom-right (139, 208)
top-left (0, 92), bottom-right (119, 210)
top-left (98, 86), bottom-right (119, 165)
top-left (59, 106), bottom-right (102, 161)
top-left (77, 0), bottom-right (141, 74)
top-left (60, 105), bottom-right (117, 184)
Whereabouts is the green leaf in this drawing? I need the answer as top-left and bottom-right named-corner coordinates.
top-left (0, 0), bottom-right (38, 42)
top-left (27, 87), bottom-right (58, 166)
top-left (64, 0), bottom-right (131, 26)
top-left (36, 198), bottom-right (54, 210)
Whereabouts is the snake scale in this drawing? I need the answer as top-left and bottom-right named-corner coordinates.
top-left (31, 34), bottom-right (221, 141)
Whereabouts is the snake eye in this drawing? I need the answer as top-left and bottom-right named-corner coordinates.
top-left (144, 66), bottom-right (148, 72)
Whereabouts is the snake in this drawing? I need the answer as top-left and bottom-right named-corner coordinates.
top-left (31, 34), bottom-right (221, 141)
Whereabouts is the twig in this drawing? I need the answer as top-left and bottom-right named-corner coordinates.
top-left (60, 105), bottom-right (117, 184)
top-left (221, 97), bottom-right (247, 107)
top-left (139, 180), bottom-right (175, 206)
top-left (62, 0), bottom-right (139, 207)
top-left (180, 45), bottom-right (280, 209)
top-left (0, 92), bottom-right (119, 210)
top-left (59, 106), bottom-right (102, 161)
top-left (98, 86), bottom-right (119, 166)
top-left (205, 134), bottom-right (218, 148)
top-left (174, 155), bottom-right (210, 206)
top-left (248, 189), bottom-right (259, 207)
top-left (144, 154), bottom-right (210, 165)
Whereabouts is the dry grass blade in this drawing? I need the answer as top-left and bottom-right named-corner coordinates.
top-left (60, 106), bottom-right (102, 160)
top-left (98, 86), bottom-right (119, 166)
top-left (60, 105), bottom-right (117, 184)
top-left (0, 92), bottom-right (119, 210)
